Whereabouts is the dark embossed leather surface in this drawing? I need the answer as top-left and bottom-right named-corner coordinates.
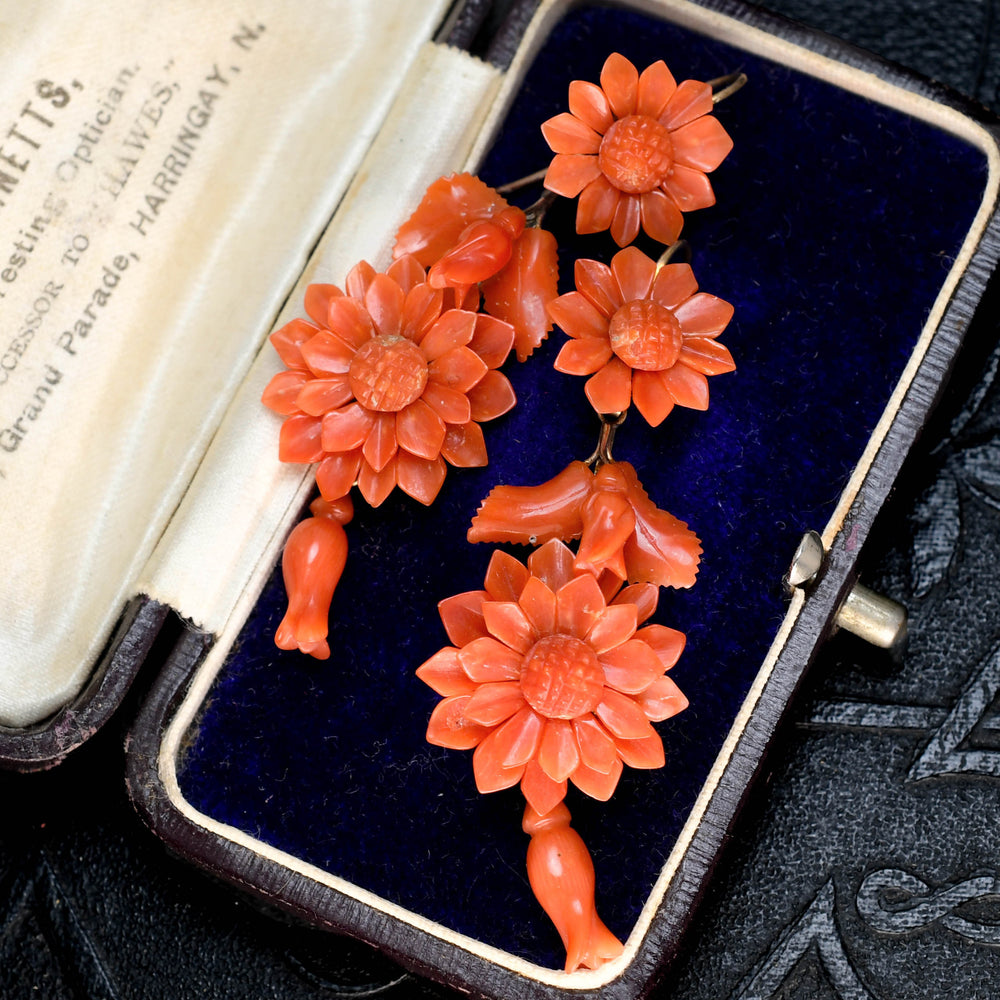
top-left (3, 1), bottom-right (1000, 998)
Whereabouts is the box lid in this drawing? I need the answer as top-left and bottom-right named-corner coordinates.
top-left (0, 0), bottom-right (467, 757)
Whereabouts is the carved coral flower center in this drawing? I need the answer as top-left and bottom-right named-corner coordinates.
top-left (598, 114), bottom-right (675, 194)
top-left (609, 299), bottom-right (683, 371)
top-left (520, 634), bottom-right (605, 720)
top-left (349, 335), bottom-right (429, 412)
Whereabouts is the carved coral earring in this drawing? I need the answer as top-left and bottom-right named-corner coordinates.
top-left (414, 54), bottom-right (741, 972)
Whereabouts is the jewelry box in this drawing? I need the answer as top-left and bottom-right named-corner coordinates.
top-left (2, 1), bottom-right (998, 997)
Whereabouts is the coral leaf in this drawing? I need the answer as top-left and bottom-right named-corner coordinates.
top-left (468, 461), bottom-right (592, 546)
top-left (482, 228), bottom-right (560, 362)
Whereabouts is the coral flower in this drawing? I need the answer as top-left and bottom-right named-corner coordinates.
top-left (469, 459), bottom-right (701, 589)
top-left (262, 255), bottom-right (517, 508)
top-left (548, 246), bottom-right (735, 424)
top-left (416, 540), bottom-right (688, 817)
top-left (541, 52), bottom-right (733, 246)
top-left (393, 173), bottom-right (560, 361)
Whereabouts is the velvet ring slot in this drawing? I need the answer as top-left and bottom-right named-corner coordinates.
top-left (124, 1), bottom-right (1000, 998)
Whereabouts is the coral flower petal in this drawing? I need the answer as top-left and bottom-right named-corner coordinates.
top-left (397, 399), bottom-right (447, 460)
top-left (674, 292), bottom-right (734, 336)
top-left (464, 681), bottom-right (527, 727)
top-left (484, 549), bottom-right (532, 602)
top-left (595, 688), bottom-right (657, 740)
top-left (585, 357), bottom-right (633, 414)
top-left (387, 254), bottom-right (426, 294)
top-left (541, 112), bottom-right (603, 154)
top-left (555, 337), bottom-right (614, 376)
top-left (632, 369), bottom-right (676, 427)
top-left (599, 639), bottom-right (666, 694)
top-left (568, 79), bottom-right (614, 133)
top-left (635, 624), bottom-right (686, 671)
top-left (468, 314), bottom-right (516, 370)
top-left (401, 283), bottom-right (445, 342)
top-left (570, 756), bottom-right (623, 801)
top-left (573, 717), bottom-right (618, 774)
top-left (299, 330), bottom-right (355, 376)
top-left (365, 274), bottom-right (405, 338)
top-left (441, 421), bottom-right (488, 467)
top-left (326, 296), bottom-right (376, 351)
top-left (296, 376), bottom-right (354, 417)
top-left (396, 451), bottom-right (447, 505)
top-left (585, 603), bottom-right (637, 654)
top-left (438, 589), bottom-right (490, 645)
top-left (467, 370), bottom-right (517, 422)
top-left (321, 403), bottom-right (376, 453)
top-left (661, 364), bottom-right (710, 410)
top-left (416, 647), bottom-right (477, 696)
top-left (636, 59), bottom-right (677, 118)
top-left (482, 230), bottom-right (558, 363)
top-left (610, 194), bottom-right (642, 247)
top-left (672, 116), bottom-right (734, 172)
top-left (639, 189), bottom-right (684, 245)
top-left (679, 336), bottom-right (736, 375)
top-left (528, 539), bottom-right (578, 593)
top-left (538, 718), bottom-right (580, 783)
top-left (651, 262), bottom-right (699, 311)
top-left (544, 153), bottom-right (603, 198)
top-left (422, 381), bottom-right (471, 425)
top-left (315, 451), bottom-right (361, 501)
top-left (577, 176), bottom-right (620, 235)
top-left (574, 258), bottom-right (620, 315)
top-left (517, 576), bottom-right (558, 636)
top-left (429, 346), bottom-right (489, 393)
top-left (637, 675), bottom-right (689, 721)
top-left (473, 738), bottom-right (527, 793)
top-left (555, 573), bottom-right (607, 637)
top-left (345, 260), bottom-right (378, 300)
top-left (611, 582), bottom-right (659, 624)
top-left (663, 164), bottom-right (716, 211)
top-left (600, 52), bottom-right (639, 118)
top-left (610, 246), bottom-right (658, 302)
top-left (459, 635), bottom-right (524, 682)
top-left (278, 414), bottom-right (324, 463)
top-left (615, 732), bottom-right (665, 769)
top-left (427, 696), bottom-right (493, 750)
top-left (521, 760), bottom-right (567, 817)
top-left (429, 220), bottom-right (515, 287)
top-left (494, 706), bottom-right (546, 768)
top-left (303, 284), bottom-right (343, 326)
top-left (482, 601), bottom-right (536, 653)
top-left (262, 369), bottom-right (309, 415)
top-left (548, 291), bottom-right (611, 340)
top-left (660, 79), bottom-right (714, 129)
top-left (270, 318), bottom-right (316, 369)
top-left (357, 456), bottom-right (397, 507)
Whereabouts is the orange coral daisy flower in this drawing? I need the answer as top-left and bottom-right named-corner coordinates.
top-left (416, 539), bottom-right (688, 817)
top-left (262, 255), bottom-right (517, 508)
top-left (548, 246), bottom-right (735, 425)
top-left (541, 52), bottom-right (733, 246)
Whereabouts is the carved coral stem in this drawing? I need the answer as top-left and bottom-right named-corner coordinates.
top-left (523, 802), bottom-right (624, 972)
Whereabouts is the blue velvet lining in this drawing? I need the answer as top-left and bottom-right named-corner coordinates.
top-left (176, 4), bottom-right (988, 970)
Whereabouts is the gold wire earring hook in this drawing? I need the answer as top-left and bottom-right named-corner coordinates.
top-left (585, 412), bottom-right (627, 470)
top-left (708, 71), bottom-right (747, 104)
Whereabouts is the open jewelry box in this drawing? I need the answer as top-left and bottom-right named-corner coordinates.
top-left (2, 0), bottom-right (999, 997)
